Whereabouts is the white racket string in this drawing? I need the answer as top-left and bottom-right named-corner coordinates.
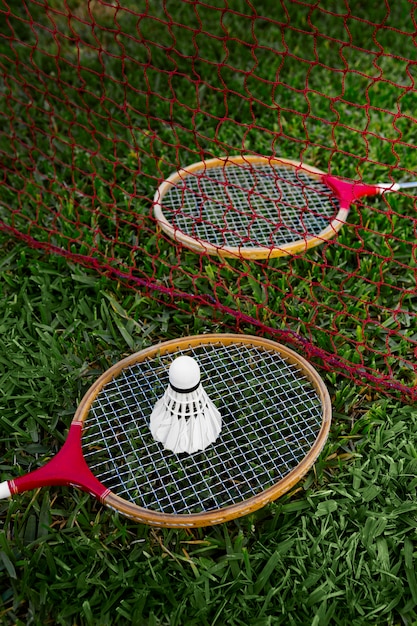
top-left (82, 342), bottom-right (324, 515)
top-left (162, 163), bottom-right (339, 248)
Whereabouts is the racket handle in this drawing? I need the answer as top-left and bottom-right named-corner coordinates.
top-left (396, 181), bottom-right (417, 190)
top-left (0, 481), bottom-right (11, 499)
top-left (0, 423), bottom-right (110, 502)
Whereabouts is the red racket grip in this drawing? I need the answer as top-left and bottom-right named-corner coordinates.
top-left (7, 422), bottom-right (110, 501)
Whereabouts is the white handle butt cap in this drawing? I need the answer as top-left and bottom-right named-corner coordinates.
top-left (0, 481), bottom-right (11, 499)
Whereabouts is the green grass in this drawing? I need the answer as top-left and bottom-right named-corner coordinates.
top-left (1, 237), bottom-right (417, 626)
top-left (0, 1), bottom-right (417, 624)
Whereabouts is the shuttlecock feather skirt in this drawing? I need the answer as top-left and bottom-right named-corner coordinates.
top-left (150, 383), bottom-right (222, 454)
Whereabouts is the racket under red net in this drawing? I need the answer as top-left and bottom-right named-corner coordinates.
top-left (154, 155), bottom-right (417, 259)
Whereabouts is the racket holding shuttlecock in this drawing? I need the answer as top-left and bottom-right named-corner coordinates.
top-left (150, 355), bottom-right (222, 454)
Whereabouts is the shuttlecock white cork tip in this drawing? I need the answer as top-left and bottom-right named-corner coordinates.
top-left (169, 355), bottom-right (200, 392)
top-left (150, 355), bottom-right (222, 455)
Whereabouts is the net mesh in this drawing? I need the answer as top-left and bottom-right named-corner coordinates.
top-left (0, 1), bottom-right (416, 400)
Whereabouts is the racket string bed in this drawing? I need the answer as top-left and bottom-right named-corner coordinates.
top-left (82, 342), bottom-right (324, 515)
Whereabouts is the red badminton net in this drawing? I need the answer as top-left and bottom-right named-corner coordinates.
top-left (0, 1), bottom-right (416, 400)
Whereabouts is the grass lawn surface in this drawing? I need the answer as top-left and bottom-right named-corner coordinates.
top-left (1, 1), bottom-right (417, 624)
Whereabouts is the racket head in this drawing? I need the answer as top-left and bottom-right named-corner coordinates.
top-left (153, 155), bottom-right (349, 259)
top-left (75, 334), bottom-right (332, 527)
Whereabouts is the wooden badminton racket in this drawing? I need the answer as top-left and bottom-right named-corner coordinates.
top-left (153, 155), bottom-right (417, 259)
top-left (0, 334), bottom-right (331, 527)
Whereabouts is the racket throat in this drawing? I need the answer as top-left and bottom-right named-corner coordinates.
top-left (10, 422), bottom-right (109, 501)
top-left (323, 175), bottom-right (379, 205)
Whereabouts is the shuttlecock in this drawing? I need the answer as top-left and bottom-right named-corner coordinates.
top-left (150, 355), bottom-right (222, 454)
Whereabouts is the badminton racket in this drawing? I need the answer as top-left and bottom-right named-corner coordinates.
top-left (0, 334), bottom-right (331, 528)
top-left (153, 155), bottom-right (417, 259)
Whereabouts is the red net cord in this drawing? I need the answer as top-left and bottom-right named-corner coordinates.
top-left (0, 1), bottom-right (416, 400)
